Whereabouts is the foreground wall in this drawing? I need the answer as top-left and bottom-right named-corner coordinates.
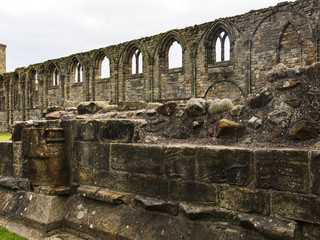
top-left (0, 0), bottom-right (319, 131)
top-left (0, 119), bottom-right (319, 239)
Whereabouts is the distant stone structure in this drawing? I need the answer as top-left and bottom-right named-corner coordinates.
top-left (0, 44), bottom-right (6, 75)
top-left (0, 0), bottom-right (319, 131)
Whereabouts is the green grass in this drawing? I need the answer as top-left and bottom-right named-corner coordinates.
top-left (0, 132), bottom-right (12, 141)
top-left (0, 226), bottom-right (27, 240)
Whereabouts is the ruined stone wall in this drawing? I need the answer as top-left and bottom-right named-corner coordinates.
top-left (0, 119), bottom-right (319, 239)
top-left (0, 0), bottom-right (320, 131)
top-left (0, 44), bottom-right (6, 74)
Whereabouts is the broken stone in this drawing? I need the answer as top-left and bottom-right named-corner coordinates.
top-left (284, 95), bottom-right (301, 108)
top-left (290, 65), bottom-right (307, 75)
top-left (315, 142), bottom-right (320, 149)
top-left (147, 102), bottom-right (162, 109)
top-left (77, 185), bottom-right (99, 199)
top-left (192, 120), bottom-right (204, 129)
top-left (275, 79), bottom-right (300, 90)
top-left (146, 109), bottom-right (157, 117)
top-left (215, 119), bottom-right (246, 138)
top-left (248, 116), bottom-right (263, 129)
top-left (175, 110), bottom-right (184, 118)
top-left (45, 111), bottom-right (68, 120)
top-left (145, 135), bottom-right (160, 143)
top-left (0, 177), bottom-right (30, 191)
top-left (60, 114), bottom-right (76, 121)
top-left (249, 91), bottom-right (272, 109)
top-left (267, 110), bottom-right (292, 128)
top-left (135, 195), bottom-right (178, 216)
top-left (98, 104), bottom-right (118, 113)
top-left (185, 98), bottom-right (206, 117)
top-left (179, 203), bottom-right (236, 222)
top-left (46, 106), bottom-right (63, 114)
top-left (208, 98), bottom-right (233, 114)
top-left (230, 105), bottom-right (245, 117)
top-left (289, 120), bottom-right (317, 140)
top-left (238, 213), bottom-right (297, 240)
top-left (307, 62), bottom-right (320, 81)
top-left (118, 101), bottom-right (147, 111)
top-left (95, 188), bottom-right (132, 205)
top-left (266, 63), bottom-right (289, 81)
top-left (11, 121), bottom-right (33, 141)
top-left (77, 101), bottom-right (110, 115)
top-left (156, 101), bottom-right (177, 116)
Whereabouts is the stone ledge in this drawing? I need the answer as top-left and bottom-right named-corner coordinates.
top-left (77, 185), bottom-right (133, 205)
top-left (134, 195), bottom-right (178, 216)
top-left (0, 177), bottom-right (30, 191)
top-left (238, 213), bottom-right (297, 240)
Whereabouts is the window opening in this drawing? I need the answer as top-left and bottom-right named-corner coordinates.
top-left (169, 41), bottom-right (182, 69)
top-left (101, 56), bottom-right (110, 78)
top-left (131, 49), bottom-right (143, 74)
top-left (52, 68), bottom-right (59, 86)
top-left (75, 62), bottom-right (83, 83)
top-left (215, 31), bottom-right (230, 62)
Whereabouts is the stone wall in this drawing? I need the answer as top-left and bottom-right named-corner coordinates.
top-left (0, 0), bottom-right (320, 131)
top-left (0, 119), bottom-right (319, 239)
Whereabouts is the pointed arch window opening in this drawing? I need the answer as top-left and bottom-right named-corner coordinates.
top-left (52, 68), bottom-right (59, 86)
top-left (75, 62), bottom-right (83, 83)
top-left (214, 31), bottom-right (231, 63)
top-left (131, 49), bottom-right (143, 75)
top-left (168, 41), bottom-right (183, 69)
top-left (101, 56), bottom-right (110, 79)
top-left (34, 72), bottom-right (39, 91)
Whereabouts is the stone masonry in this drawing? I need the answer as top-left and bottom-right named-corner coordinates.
top-left (0, 0), bottom-right (319, 131)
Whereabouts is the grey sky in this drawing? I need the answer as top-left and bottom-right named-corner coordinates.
top-left (1, 0), bottom-right (287, 72)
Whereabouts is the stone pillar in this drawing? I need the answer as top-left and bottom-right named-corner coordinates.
top-left (0, 44), bottom-right (6, 74)
top-left (22, 127), bottom-right (68, 188)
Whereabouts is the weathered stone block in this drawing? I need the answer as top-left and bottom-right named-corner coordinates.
top-left (156, 101), bottom-right (177, 116)
top-left (94, 188), bottom-right (133, 205)
top-left (249, 91), bottom-right (273, 109)
top-left (311, 151), bottom-right (320, 195)
top-left (128, 173), bottom-right (168, 199)
top-left (72, 167), bottom-right (93, 185)
top-left (27, 157), bottom-right (68, 188)
top-left (254, 149), bottom-right (309, 193)
top-left (179, 203), bottom-right (236, 222)
top-left (11, 121), bottom-right (33, 141)
top-left (74, 120), bottom-right (99, 141)
top-left (93, 169), bottom-right (129, 191)
top-left (238, 213), bottom-right (297, 240)
top-left (302, 223), bottom-right (320, 240)
top-left (272, 192), bottom-right (320, 223)
top-left (110, 144), bottom-right (163, 174)
top-left (215, 119), bottom-right (246, 138)
top-left (4, 191), bottom-right (68, 232)
top-left (0, 142), bottom-right (13, 177)
top-left (218, 185), bottom-right (270, 215)
top-left (197, 147), bottom-right (252, 186)
top-left (164, 145), bottom-right (196, 180)
top-left (74, 141), bottom-right (109, 170)
top-left (135, 195), bottom-right (178, 216)
top-left (170, 180), bottom-right (217, 203)
top-left (99, 120), bottom-right (135, 143)
top-left (0, 177), bottom-right (30, 191)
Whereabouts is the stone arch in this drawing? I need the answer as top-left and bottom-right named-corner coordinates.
top-left (67, 56), bottom-right (84, 84)
top-left (250, 9), bottom-right (314, 91)
top-left (46, 62), bottom-right (60, 87)
top-left (204, 21), bottom-right (235, 65)
top-left (158, 30), bottom-right (186, 70)
top-left (93, 48), bottom-right (113, 79)
top-left (205, 80), bottom-right (246, 104)
top-left (91, 48), bottom-right (114, 101)
top-left (26, 68), bottom-right (39, 109)
top-left (12, 72), bottom-right (20, 110)
top-left (118, 41), bottom-right (149, 102)
top-left (277, 22), bottom-right (303, 67)
top-left (122, 42), bottom-right (147, 75)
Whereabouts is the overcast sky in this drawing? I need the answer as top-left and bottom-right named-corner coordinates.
top-left (1, 0), bottom-right (287, 72)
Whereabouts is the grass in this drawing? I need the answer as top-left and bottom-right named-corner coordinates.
top-left (0, 132), bottom-right (12, 141)
top-left (0, 226), bottom-right (27, 240)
